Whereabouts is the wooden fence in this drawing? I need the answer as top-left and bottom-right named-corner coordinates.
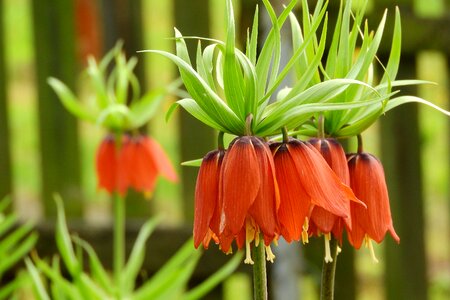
top-left (0, 0), bottom-right (449, 299)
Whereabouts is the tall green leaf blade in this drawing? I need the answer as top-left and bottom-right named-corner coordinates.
top-left (222, 0), bottom-right (246, 119)
top-left (48, 78), bottom-right (97, 122)
top-left (123, 217), bottom-right (160, 293)
top-left (25, 258), bottom-right (51, 300)
top-left (183, 252), bottom-right (244, 300)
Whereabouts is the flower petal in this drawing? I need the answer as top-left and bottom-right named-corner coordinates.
top-left (143, 137), bottom-right (178, 182)
top-left (193, 150), bottom-right (223, 248)
top-left (96, 136), bottom-right (117, 194)
top-left (248, 137), bottom-right (279, 244)
top-left (288, 140), bottom-right (353, 218)
top-left (221, 136), bottom-right (260, 236)
top-left (272, 143), bottom-right (310, 242)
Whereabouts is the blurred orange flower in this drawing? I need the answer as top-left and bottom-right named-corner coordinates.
top-left (96, 134), bottom-right (178, 197)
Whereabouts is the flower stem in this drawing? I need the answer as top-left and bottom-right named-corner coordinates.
top-left (113, 192), bottom-right (126, 293)
top-left (252, 241), bottom-right (268, 300)
top-left (320, 237), bottom-right (339, 300)
top-left (357, 134), bottom-right (363, 153)
top-left (318, 114), bottom-right (325, 138)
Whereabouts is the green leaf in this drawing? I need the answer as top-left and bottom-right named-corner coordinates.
top-left (25, 258), bottom-right (51, 300)
top-left (36, 258), bottom-right (83, 300)
top-left (133, 239), bottom-right (200, 300)
top-left (0, 196), bottom-right (11, 214)
top-left (129, 88), bottom-right (165, 128)
top-left (222, 0), bottom-right (246, 119)
top-left (141, 45), bottom-right (244, 134)
top-left (71, 236), bottom-right (114, 294)
top-left (385, 96), bottom-right (450, 116)
top-left (257, 79), bottom-right (376, 135)
top-left (183, 252), bottom-right (244, 300)
top-left (54, 195), bottom-right (80, 275)
top-left (181, 158), bottom-right (203, 167)
top-left (177, 98), bottom-right (228, 132)
top-left (123, 217), bottom-right (160, 293)
top-left (48, 78), bottom-right (97, 122)
top-left (380, 7), bottom-right (402, 89)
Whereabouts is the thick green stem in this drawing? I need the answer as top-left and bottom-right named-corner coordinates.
top-left (113, 192), bottom-right (126, 294)
top-left (320, 238), bottom-right (339, 300)
top-left (252, 241), bottom-right (268, 300)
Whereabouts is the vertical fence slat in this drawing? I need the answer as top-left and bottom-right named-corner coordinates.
top-left (0, 0), bottom-right (12, 201)
top-left (380, 55), bottom-right (428, 300)
top-left (100, 0), bottom-right (151, 218)
top-left (173, 0), bottom-right (215, 223)
top-left (31, 0), bottom-right (82, 217)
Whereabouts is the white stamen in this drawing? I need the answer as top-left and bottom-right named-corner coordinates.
top-left (324, 233), bottom-right (333, 263)
top-left (265, 245), bottom-right (276, 263)
top-left (244, 240), bottom-right (254, 265)
top-left (365, 236), bottom-right (379, 264)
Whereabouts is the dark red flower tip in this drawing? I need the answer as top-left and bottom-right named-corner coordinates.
top-left (347, 152), bottom-right (400, 249)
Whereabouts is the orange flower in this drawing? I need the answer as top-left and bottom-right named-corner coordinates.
top-left (95, 135), bottom-right (126, 194)
top-left (96, 134), bottom-right (177, 197)
top-left (271, 139), bottom-right (360, 252)
top-left (193, 149), bottom-right (224, 249)
top-left (347, 152), bottom-right (400, 258)
top-left (308, 138), bottom-right (352, 244)
top-left (194, 136), bottom-right (279, 264)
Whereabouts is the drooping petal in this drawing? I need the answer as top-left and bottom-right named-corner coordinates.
top-left (348, 153), bottom-right (400, 248)
top-left (95, 136), bottom-right (117, 194)
top-left (193, 150), bottom-right (224, 248)
top-left (308, 138), bottom-right (352, 241)
top-left (143, 137), bottom-right (178, 182)
top-left (129, 137), bottom-right (159, 195)
top-left (248, 137), bottom-right (279, 245)
top-left (271, 143), bottom-right (311, 242)
top-left (287, 139), bottom-right (355, 219)
top-left (221, 136), bottom-right (260, 237)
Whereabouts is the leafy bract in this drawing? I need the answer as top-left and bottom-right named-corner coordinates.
top-left (50, 42), bottom-right (175, 133)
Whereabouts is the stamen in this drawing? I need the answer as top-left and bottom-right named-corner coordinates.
top-left (302, 217), bottom-right (309, 244)
top-left (244, 240), bottom-right (254, 265)
top-left (265, 245), bottom-right (276, 263)
top-left (365, 235), bottom-right (379, 263)
top-left (244, 221), bottom-right (255, 265)
top-left (337, 246), bottom-right (342, 254)
top-left (324, 233), bottom-right (333, 263)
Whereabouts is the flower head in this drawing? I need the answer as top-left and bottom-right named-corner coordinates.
top-left (347, 152), bottom-right (400, 252)
top-left (96, 134), bottom-right (177, 197)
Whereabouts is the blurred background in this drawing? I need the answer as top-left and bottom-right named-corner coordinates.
top-left (0, 0), bottom-right (448, 299)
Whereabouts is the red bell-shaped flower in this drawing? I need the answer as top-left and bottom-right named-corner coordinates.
top-left (193, 149), bottom-right (224, 249)
top-left (96, 134), bottom-right (177, 197)
top-left (347, 152), bottom-right (400, 252)
top-left (193, 136), bottom-right (279, 264)
top-left (219, 136), bottom-right (279, 263)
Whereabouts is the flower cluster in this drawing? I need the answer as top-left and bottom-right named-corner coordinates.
top-left (194, 128), bottom-right (399, 264)
top-left (146, 0), bottom-right (449, 263)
